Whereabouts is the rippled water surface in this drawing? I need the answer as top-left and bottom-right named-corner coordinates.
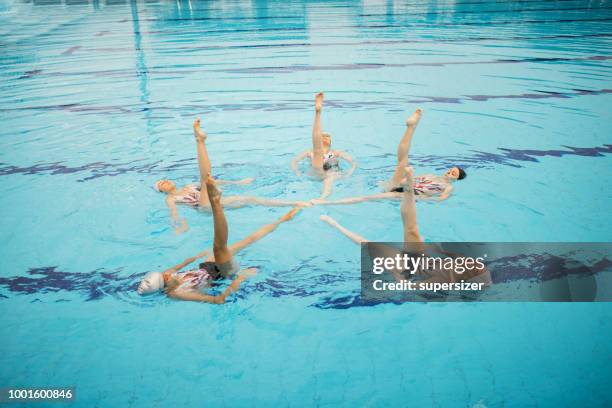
top-left (1, 0), bottom-right (611, 406)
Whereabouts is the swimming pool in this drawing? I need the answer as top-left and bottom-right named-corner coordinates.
top-left (0, 0), bottom-right (610, 406)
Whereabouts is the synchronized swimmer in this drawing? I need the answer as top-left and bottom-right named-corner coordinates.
top-left (291, 92), bottom-right (357, 199)
top-left (139, 95), bottom-right (471, 303)
top-left (155, 119), bottom-right (309, 234)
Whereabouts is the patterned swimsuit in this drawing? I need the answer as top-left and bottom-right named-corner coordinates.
top-left (412, 176), bottom-right (445, 196)
top-left (173, 184), bottom-right (201, 206)
top-left (323, 152), bottom-right (340, 171)
top-left (392, 176), bottom-right (445, 196)
top-left (173, 268), bottom-right (212, 292)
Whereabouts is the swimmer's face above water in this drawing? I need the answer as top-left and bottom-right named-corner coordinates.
top-left (155, 179), bottom-right (176, 193)
top-left (322, 132), bottom-right (332, 149)
top-left (444, 167), bottom-right (467, 181)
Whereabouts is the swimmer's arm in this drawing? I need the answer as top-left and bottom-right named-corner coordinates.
top-left (291, 151), bottom-right (310, 176)
top-left (437, 185), bottom-right (453, 202)
top-left (166, 196), bottom-right (188, 234)
top-left (168, 275), bottom-right (248, 304)
top-left (165, 250), bottom-right (211, 273)
top-left (335, 150), bottom-right (357, 177)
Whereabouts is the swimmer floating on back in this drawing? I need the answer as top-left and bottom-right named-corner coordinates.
top-left (320, 166), bottom-right (489, 287)
top-left (291, 92), bottom-right (356, 199)
top-left (139, 175), bottom-right (301, 304)
top-left (316, 109), bottom-right (466, 206)
top-left (156, 118), bottom-right (309, 233)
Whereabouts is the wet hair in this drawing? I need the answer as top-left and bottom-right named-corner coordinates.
top-left (456, 167), bottom-right (467, 180)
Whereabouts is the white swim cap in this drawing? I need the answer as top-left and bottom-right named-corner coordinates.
top-left (138, 272), bottom-right (165, 295)
top-left (154, 180), bottom-right (164, 192)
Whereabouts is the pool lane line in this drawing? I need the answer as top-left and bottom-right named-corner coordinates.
top-left (220, 56), bottom-right (612, 74)
top-left (1, 145), bottom-right (610, 181)
top-left (56, 33), bottom-right (612, 56)
top-left (5, 54), bottom-right (611, 80)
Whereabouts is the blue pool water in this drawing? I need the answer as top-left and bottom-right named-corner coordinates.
top-left (1, 0), bottom-right (611, 406)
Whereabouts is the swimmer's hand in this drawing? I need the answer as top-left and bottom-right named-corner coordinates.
top-left (319, 214), bottom-right (338, 226)
top-left (193, 118), bottom-right (207, 142)
top-left (315, 92), bottom-right (324, 112)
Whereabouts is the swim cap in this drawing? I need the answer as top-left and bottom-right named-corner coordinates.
top-left (154, 180), bottom-right (164, 192)
top-left (138, 272), bottom-right (165, 295)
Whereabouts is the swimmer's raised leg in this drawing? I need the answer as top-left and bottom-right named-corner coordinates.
top-left (400, 167), bottom-right (423, 244)
top-left (388, 109), bottom-right (422, 190)
top-left (205, 175), bottom-right (232, 265)
top-left (194, 118), bottom-right (212, 207)
top-left (311, 92), bottom-right (325, 174)
top-left (228, 207), bottom-right (302, 255)
top-left (320, 214), bottom-right (369, 244)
